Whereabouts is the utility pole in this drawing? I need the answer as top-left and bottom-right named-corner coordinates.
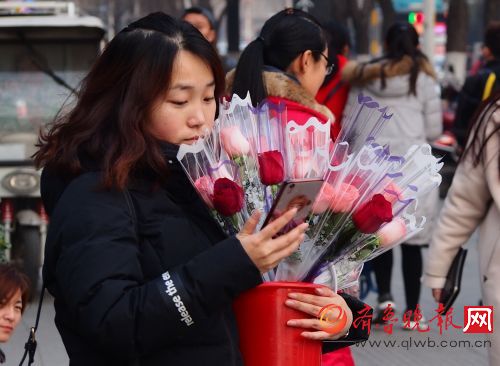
top-left (422, 0), bottom-right (436, 64)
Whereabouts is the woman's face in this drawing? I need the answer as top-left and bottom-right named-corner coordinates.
top-left (292, 49), bottom-right (330, 97)
top-left (183, 13), bottom-right (216, 43)
top-left (149, 50), bottom-right (217, 145)
top-left (0, 289), bottom-right (23, 342)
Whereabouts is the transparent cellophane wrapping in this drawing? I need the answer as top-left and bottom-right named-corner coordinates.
top-left (177, 92), bottom-right (443, 289)
top-left (275, 142), bottom-right (396, 282)
top-left (274, 94), bottom-right (397, 282)
top-left (304, 143), bottom-right (442, 291)
top-left (251, 99), bottom-right (287, 213)
top-left (177, 94), bottom-right (265, 235)
top-left (274, 92), bottom-right (443, 287)
top-left (336, 93), bottom-right (394, 153)
top-left (331, 144), bottom-right (443, 290)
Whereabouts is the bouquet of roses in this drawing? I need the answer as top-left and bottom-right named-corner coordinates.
top-left (177, 92), bottom-right (442, 288)
top-left (176, 93), bottom-right (330, 238)
top-left (274, 141), bottom-right (396, 281)
top-left (274, 94), bottom-right (442, 287)
top-left (285, 144), bottom-right (442, 289)
top-left (273, 94), bottom-right (399, 282)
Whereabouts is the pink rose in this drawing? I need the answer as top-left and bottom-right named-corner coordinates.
top-left (194, 176), bottom-right (214, 208)
top-left (292, 155), bottom-right (313, 179)
top-left (377, 217), bottom-right (407, 247)
top-left (330, 183), bottom-right (359, 212)
top-left (220, 126), bottom-right (250, 157)
top-left (311, 183), bottom-right (360, 214)
top-left (382, 181), bottom-right (403, 204)
top-left (312, 183), bottom-right (336, 214)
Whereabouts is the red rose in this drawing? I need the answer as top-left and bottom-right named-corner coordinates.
top-left (213, 178), bottom-right (244, 216)
top-left (352, 194), bottom-right (393, 233)
top-left (258, 151), bottom-right (285, 185)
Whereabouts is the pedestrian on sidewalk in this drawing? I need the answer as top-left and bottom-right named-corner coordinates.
top-left (181, 6), bottom-right (236, 72)
top-left (33, 12), bottom-right (354, 366)
top-left (315, 20), bottom-right (352, 140)
top-left (423, 90), bottom-right (500, 366)
top-left (452, 22), bottom-right (500, 150)
top-left (0, 263), bottom-right (30, 363)
top-left (341, 21), bottom-right (442, 329)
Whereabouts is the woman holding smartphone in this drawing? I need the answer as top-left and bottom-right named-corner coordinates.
top-left (34, 12), bottom-right (354, 366)
top-left (227, 8), bottom-right (371, 362)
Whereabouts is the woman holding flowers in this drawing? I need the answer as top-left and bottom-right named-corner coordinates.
top-left (341, 21), bottom-right (442, 328)
top-left (424, 91), bottom-right (500, 365)
top-left (34, 12), bottom-right (353, 366)
top-left (227, 8), bottom-right (371, 364)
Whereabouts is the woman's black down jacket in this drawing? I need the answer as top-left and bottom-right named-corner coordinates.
top-left (41, 143), bottom-right (370, 366)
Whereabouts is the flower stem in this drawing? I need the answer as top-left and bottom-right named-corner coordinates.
top-left (327, 220), bottom-right (360, 260)
top-left (302, 219), bottom-right (361, 282)
top-left (229, 214), bottom-right (239, 231)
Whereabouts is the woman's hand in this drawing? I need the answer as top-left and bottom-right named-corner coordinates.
top-left (237, 209), bottom-right (308, 273)
top-left (432, 288), bottom-right (442, 302)
top-left (285, 286), bottom-right (353, 340)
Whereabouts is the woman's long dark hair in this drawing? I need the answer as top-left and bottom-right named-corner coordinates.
top-left (231, 8), bottom-right (327, 104)
top-left (461, 90), bottom-right (500, 173)
top-left (378, 21), bottom-right (429, 96)
top-left (34, 12), bottom-right (224, 190)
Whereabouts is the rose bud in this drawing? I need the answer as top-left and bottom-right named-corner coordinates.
top-left (377, 217), bottom-right (407, 248)
top-left (311, 183), bottom-right (336, 214)
top-left (330, 183), bottom-right (360, 213)
top-left (382, 181), bottom-right (403, 204)
top-left (258, 150), bottom-right (284, 185)
top-left (194, 176), bottom-right (214, 208)
top-left (352, 194), bottom-right (393, 233)
top-left (212, 177), bottom-right (244, 216)
top-left (220, 126), bottom-right (250, 157)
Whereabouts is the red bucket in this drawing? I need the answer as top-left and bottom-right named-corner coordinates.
top-left (233, 282), bottom-right (323, 366)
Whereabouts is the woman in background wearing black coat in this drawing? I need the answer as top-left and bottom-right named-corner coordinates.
top-left (33, 12), bottom-right (359, 366)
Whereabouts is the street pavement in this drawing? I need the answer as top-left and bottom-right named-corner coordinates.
top-left (2, 206), bottom-right (491, 366)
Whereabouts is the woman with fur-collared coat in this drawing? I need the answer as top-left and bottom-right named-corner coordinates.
top-left (226, 69), bottom-right (334, 128)
top-left (423, 93), bottom-right (500, 366)
top-left (341, 22), bottom-right (442, 327)
top-left (227, 8), bottom-right (373, 366)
